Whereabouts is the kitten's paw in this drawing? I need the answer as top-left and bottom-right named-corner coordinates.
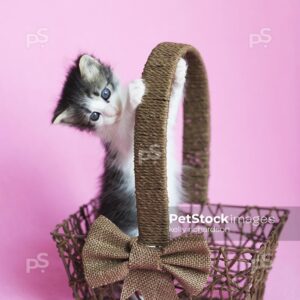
top-left (128, 228), bottom-right (139, 237)
top-left (128, 79), bottom-right (146, 109)
top-left (174, 58), bottom-right (188, 86)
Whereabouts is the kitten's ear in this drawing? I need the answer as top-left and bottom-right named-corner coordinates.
top-left (52, 108), bottom-right (73, 125)
top-left (79, 54), bottom-right (100, 82)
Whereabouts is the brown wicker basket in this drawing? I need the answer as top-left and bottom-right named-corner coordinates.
top-left (51, 42), bottom-right (289, 300)
top-left (51, 200), bottom-right (288, 300)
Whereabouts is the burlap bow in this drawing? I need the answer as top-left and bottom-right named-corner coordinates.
top-left (82, 215), bottom-right (211, 300)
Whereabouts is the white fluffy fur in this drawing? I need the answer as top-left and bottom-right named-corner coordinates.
top-left (167, 59), bottom-right (188, 207)
top-left (93, 59), bottom-right (187, 211)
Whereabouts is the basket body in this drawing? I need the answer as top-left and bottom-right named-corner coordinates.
top-left (51, 200), bottom-right (288, 300)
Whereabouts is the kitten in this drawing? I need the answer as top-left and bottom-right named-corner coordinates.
top-left (52, 54), bottom-right (187, 237)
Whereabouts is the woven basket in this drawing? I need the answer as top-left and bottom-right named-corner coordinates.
top-left (51, 42), bottom-right (289, 300)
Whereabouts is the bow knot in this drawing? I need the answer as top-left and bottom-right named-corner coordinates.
top-left (129, 240), bottom-right (162, 271)
top-left (82, 216), bottom-right (211, 300)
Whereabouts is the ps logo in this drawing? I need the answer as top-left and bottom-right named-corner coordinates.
top-left (26, 28), bottom-right (48, 48)
top-left (251, 253), bottom-right (272, 274)
top-left (138, 144), bottom-right (161, 165)
top-left (26, 253), bottom-right (49, 274)
top-left (249, 28), bottom-right (272, 48)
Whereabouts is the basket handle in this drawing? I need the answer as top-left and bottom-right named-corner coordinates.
top-left (134, 42), bottom-right (210, 246)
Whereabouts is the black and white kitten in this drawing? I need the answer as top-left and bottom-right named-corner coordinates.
top-left (52, 54), bottom-right (187, 236)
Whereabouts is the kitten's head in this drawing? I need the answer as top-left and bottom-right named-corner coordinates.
top-left (52, 54), bottom-right (121, 132)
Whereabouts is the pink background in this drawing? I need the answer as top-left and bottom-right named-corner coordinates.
top-left (0, 0), bottom-right (299, 299)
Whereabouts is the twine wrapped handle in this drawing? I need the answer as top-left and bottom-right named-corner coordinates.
top-left (83, 42), bottom-right (211, 299)
top-left (135, 42), bottom-right (210, 246)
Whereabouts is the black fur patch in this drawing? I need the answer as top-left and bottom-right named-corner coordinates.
top-left (98, 149), bottom-right (137, 234)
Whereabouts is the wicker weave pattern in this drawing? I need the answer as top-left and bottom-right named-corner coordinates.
top-left (51, 200), bottom-right (288, 299)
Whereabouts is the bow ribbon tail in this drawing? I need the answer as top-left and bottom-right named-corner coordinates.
top-left (163, 264), bottom-right (209, 296)
top-left (161, 234), bottom-right (211, 296)
top-left (121, 270), bottom-right (179, 300)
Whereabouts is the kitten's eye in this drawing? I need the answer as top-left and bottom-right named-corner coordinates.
top-left (101, 87), bottom-right (111, 101)
top-left (90, 112), bottom-right (101, 121)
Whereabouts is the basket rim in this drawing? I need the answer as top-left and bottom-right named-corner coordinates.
top-left (50, 201), bottom-right (289, 255)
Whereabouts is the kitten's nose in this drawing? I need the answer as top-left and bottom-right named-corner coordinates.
top-left (103, 106), bottom-right (119, 117)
